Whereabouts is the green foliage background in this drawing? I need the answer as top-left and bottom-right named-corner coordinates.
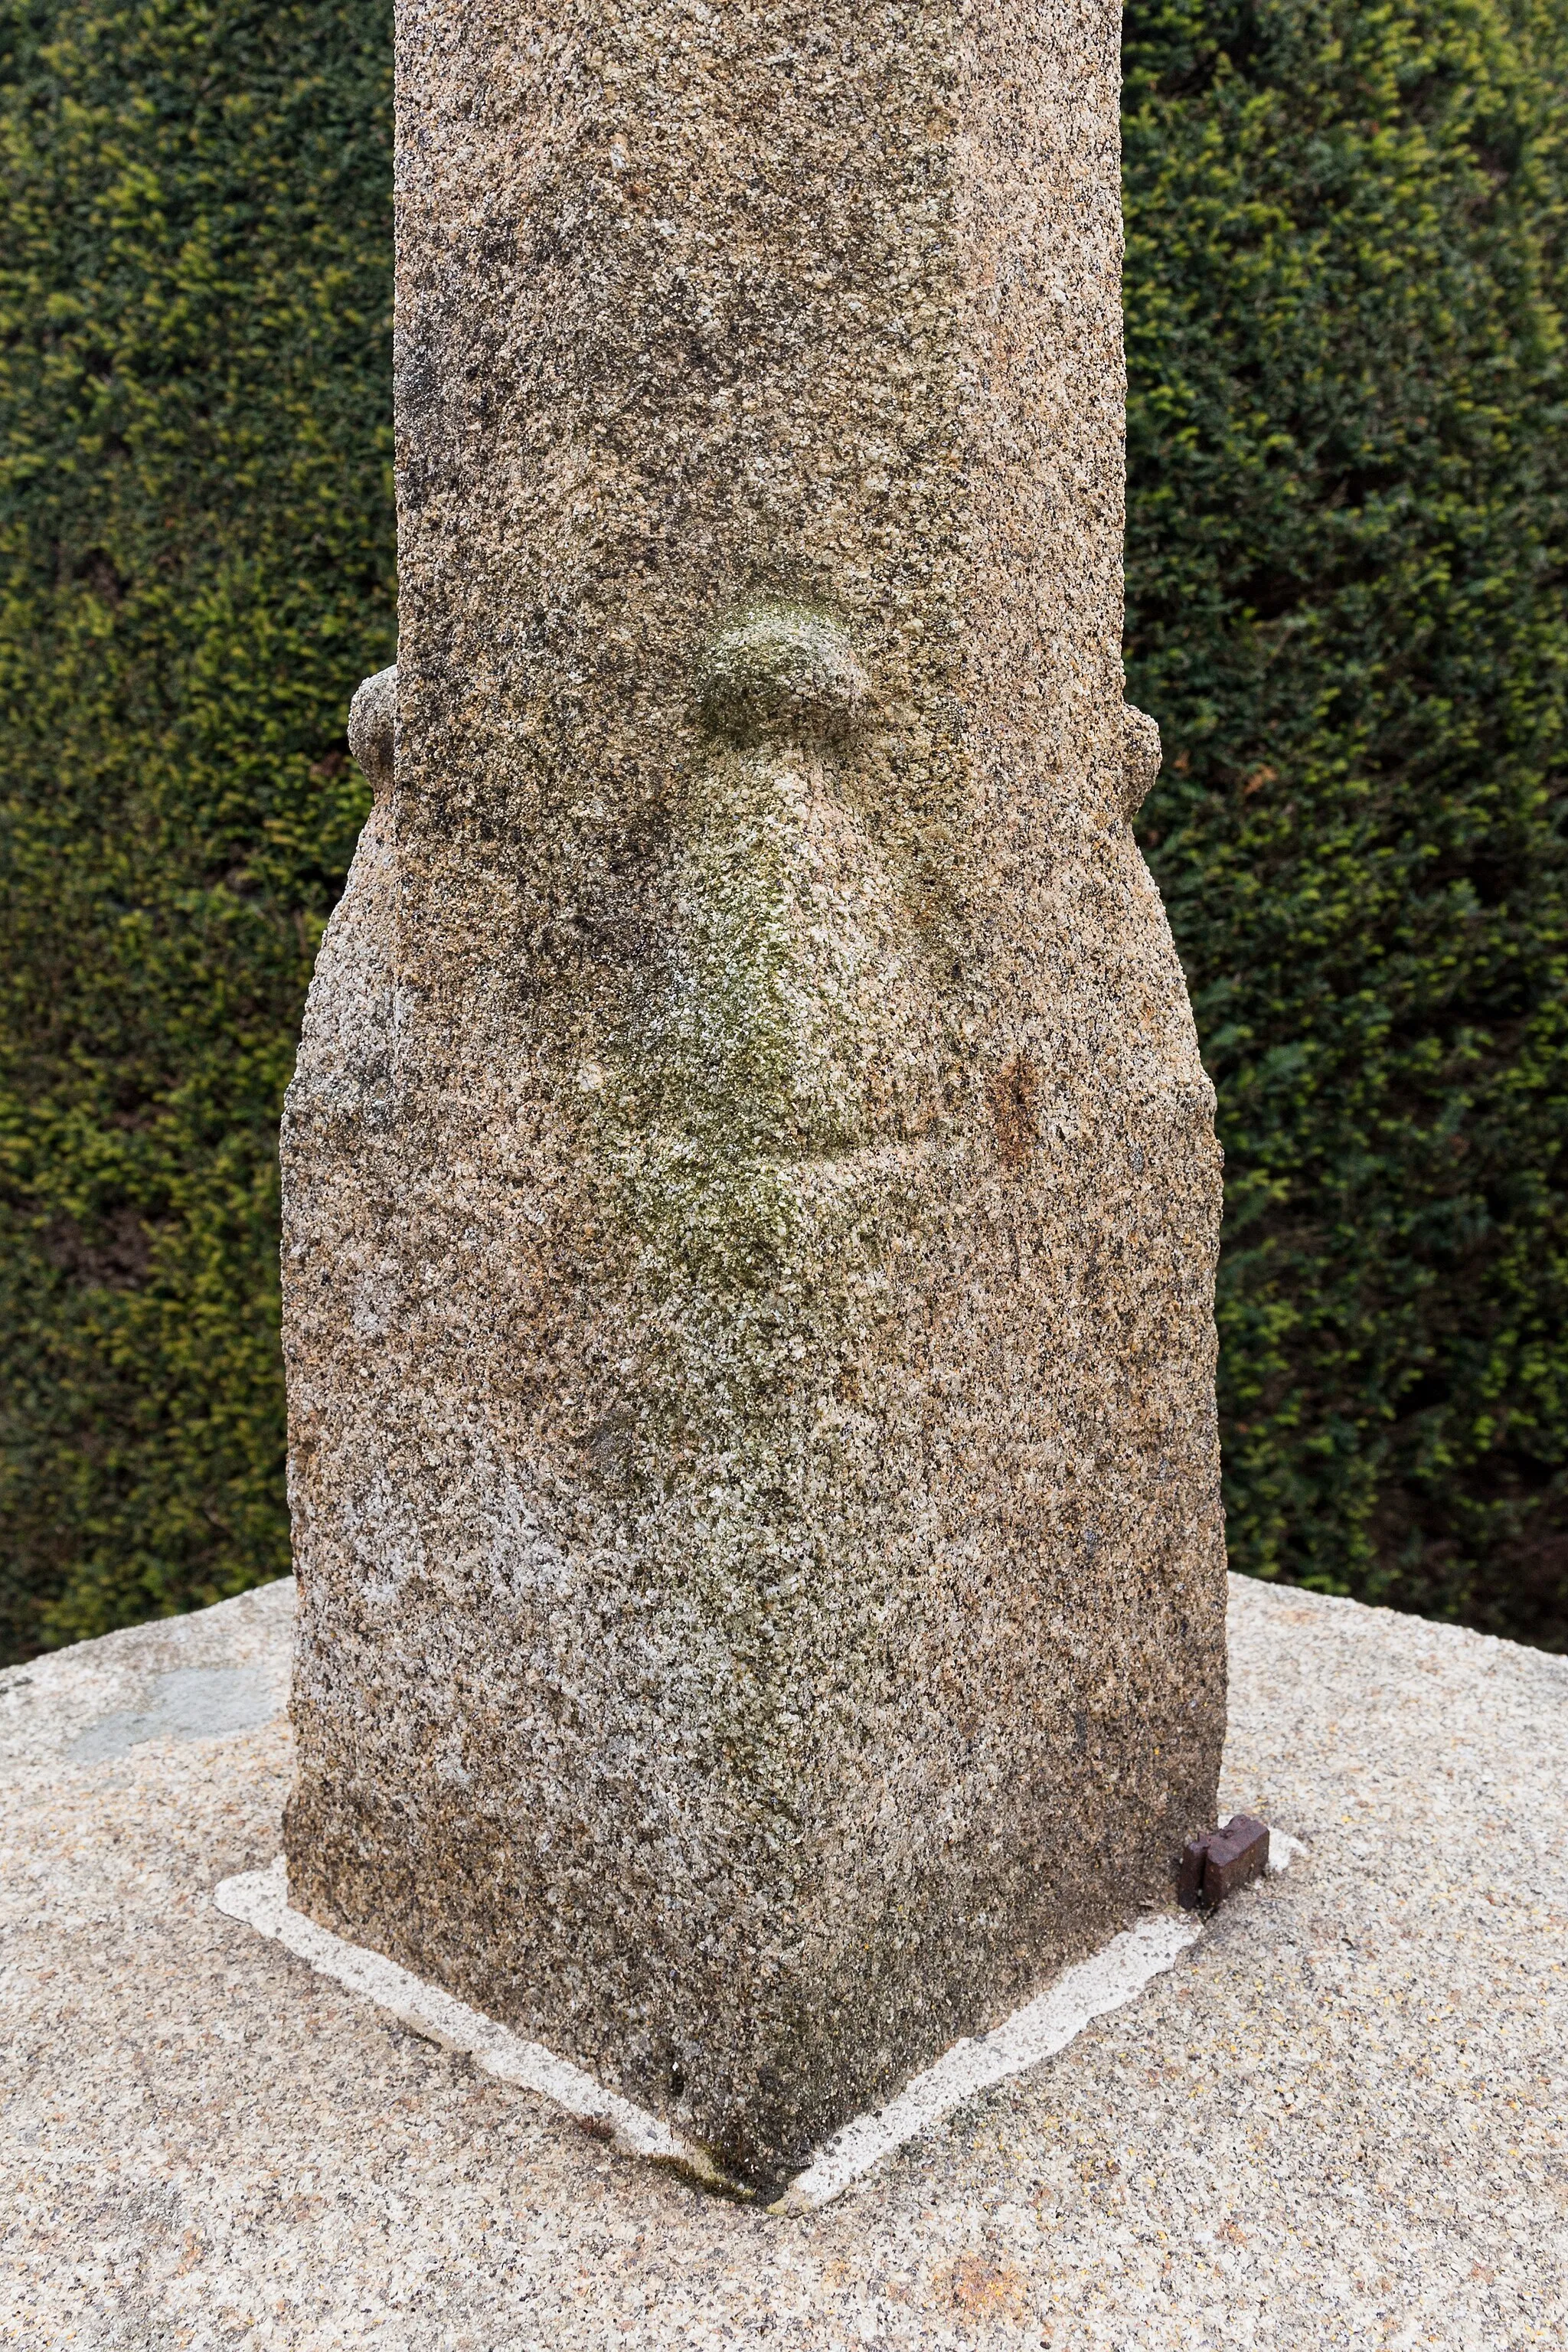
top-left (1125, 0), bottom-right (1568, 1648)
top-left (1, 0), bottom-right (1565, 1660)
top-left (0, 0), bottom-right (393, 1658)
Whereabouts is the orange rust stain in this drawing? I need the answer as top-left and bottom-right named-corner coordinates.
top-left (944, 2252), bottom-right (1033, 2321)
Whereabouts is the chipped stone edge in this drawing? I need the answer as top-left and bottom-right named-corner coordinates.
top-left (215, 1830), bottom-right (1302, 2216)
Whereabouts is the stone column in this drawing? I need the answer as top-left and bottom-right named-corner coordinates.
top-left (280, 0), bottom-right (1227, 2197)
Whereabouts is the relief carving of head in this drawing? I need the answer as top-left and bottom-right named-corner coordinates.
top-left (348, 665), bottom-right (398, 804)
top-left (604, 601), bottom-right (944, 1282)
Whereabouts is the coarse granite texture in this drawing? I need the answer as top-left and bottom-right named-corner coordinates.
top-left (279, 0), bottom-right (1227, 2194)
top-left (2, 1574), bottom-right (1563, 2348)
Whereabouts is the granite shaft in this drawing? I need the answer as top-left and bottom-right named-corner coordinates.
top-left (280, 0), bottom-right (1227, 2195)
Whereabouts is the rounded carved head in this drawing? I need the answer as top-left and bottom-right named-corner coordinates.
top-left (696, 603), bottom-right (867, 746)
top-left (348, 665), bottom-right (398, 803)
top-left (1121, 704), bottom-right (1162, 820)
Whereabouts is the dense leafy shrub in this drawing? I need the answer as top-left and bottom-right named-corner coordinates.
top-left (2, 0), bottom-right (1565, 1659)
top-left (1125, 0), bottom-right (1568, 1646)
top-left (0, 0), bottom-right (394, 1658)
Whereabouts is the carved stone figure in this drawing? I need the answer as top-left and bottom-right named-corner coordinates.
top-left (280, 0), bottom-right (1227, 2198)
top-left (345, 664), bottom-right (397, 804)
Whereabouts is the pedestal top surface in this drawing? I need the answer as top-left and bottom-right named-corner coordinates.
top-left (3, 1574), bottom-right (1563, 2348)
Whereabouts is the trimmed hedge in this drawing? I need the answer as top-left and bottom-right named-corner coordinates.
top-left (0, 0), bottom-right (393, 1658)
top-left (1125, 0), bottom-right (1568, 1646)
top-left (1, 0), bottom-right (1565, 1658)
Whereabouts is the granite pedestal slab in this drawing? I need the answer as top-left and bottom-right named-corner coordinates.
top-left (279, 0), bottom-right (1227, 2197)
top-left (6, 1576), bottom-right (1564, 2350)
top-left (214, 1851), bottom-right (1312, 2210)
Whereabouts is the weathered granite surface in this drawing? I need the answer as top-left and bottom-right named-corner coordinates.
top-left (279, 0), bottom-right (1226, 2193)
top-left (3, 1576), bottom-right (1563, 2348)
